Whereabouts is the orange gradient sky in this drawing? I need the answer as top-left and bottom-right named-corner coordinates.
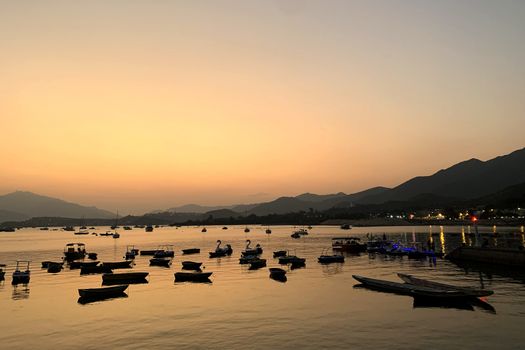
top-left (1, 1), bottom-right (524, 214)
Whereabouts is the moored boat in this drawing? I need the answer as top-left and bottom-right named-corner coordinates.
top-left (273, 250), bottom-right (287, 258)
top-left (12, 260), bottom-right (30, 285)
top-left (102, 272), bottom-right (149, 284)
top-left (269, 267), bottom-right (287, 282)
top-left (149, 257), bottom-right (172, 267)
top-left (174, 271), bottom-right (212, 282)
top-left (69, 261), bottom-right (99, 269)
top-left (331, 237), bottom-right (367, 253)
top-left (100, 261), bottom-right (133, 269)
top-left (249, 258), bottom-right (267, 270)
top-left (153, 245), bottom-right (174, 258)
top-left (80, 265), bottom-right (113, 275)
top-left (181, 261), bottom-right (202, 270)
top-left (47, 262), bottom-right (63, 273)
top-left (182, 248), bottom-right (200, 255)
top-left (63, 243), bottom-right (86, 261)
top-left (396, 273), bottom-right (494, 297)
top-left (241, 240), bottom-right (263, 257)
top-left (0, 264), bottom-right (6, 280)
top-left (209, 240), bottom-right (233, 258)
top-left (318, 254), bottom-right (345, 264)
top-left (78, 285), bottom-right (128, 298)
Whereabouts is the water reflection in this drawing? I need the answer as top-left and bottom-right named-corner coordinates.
top-left (12, 284), bottom-right (30, 300)
top-left (412, 297), bottom-right (495, 313)
top-left (320, 263), bottom-right (344, 276)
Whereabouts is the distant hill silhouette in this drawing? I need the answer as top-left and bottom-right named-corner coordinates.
top-left (0, 191), bottom-right (115, 221)
top-left (358, 148), bottom-right (525, 204)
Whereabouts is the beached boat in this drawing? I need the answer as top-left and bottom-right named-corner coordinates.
top-left (149, 257), bottom-right (172, 267)
top-left (102, 272), bottom-right (149, 283)
top-left (174, 271), bottom-right (212, 282)
top-left (12, 260), bottom-right (30, 285)
top-left (182, 248), bottom-right (200, 255)
top-left (78, 285), bottom-right (128, 298)
top-left (318, 254), bottom-right (345, 264)
top-left (352, 275), bottom-right (481, 299)
top-left (63, 243), bottom-right (86, 261)
top-left (397, 273), bottom-right (494, 297)
top-left (101, 261), bottom-right (133, 269)
top-left (69, 261), bottom-right (99, 269)
top-left (80, 265), bottom-right (113, 275)
top-left (181, 261), bottom-right (202, 270)
top-left (209, 240), bottom-right (233, 258)
top-left (332, 237), bottom-right (367, 253)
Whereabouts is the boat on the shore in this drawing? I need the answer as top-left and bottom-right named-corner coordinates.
top-left (397, 273), bottom-right (494, 297)
top-left (78, 285), bottom-right (128, 298)
top-left (174, 271), bottom-right (212, 282)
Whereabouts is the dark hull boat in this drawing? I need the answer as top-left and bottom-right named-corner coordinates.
top-left (352, 275), bottom-right (483, 299)
top-left (140, 250), bottom-right (161, 256)
top-left (102, 272), bottom-right (149, 285)
top-left (81, 265), bottom-right (113, 275)
top-left (174, 271), bottom-right (212, 282)
top-left (69, 261), bottom-right (99, 269)
top-left (78, 285), bottom-right (128, 298)
top-left (318, 255), bottom-right (345, 264)
top-left (149, 258), bottom-right (172, 267)
top-left (42, 261), bottom-right (63, 269)
top-left (273, 250), bottom-right (287, 258)
top-left (87, 253), bottom-right (98, 260)
top-left (101, 261), bottom-right (133, 269)
top-left (249, 259), bottom-right (267, 270)
top-left (181, 261), bottom-right (202, 270)
top-left (269, 268), bottom-right (287, 282)
top-left (397, 273), bottom-right (493, 297)
top-left (279, 256), bottom-right (306, 265)
top-left (182, 248), bottom-right (200, 255)
top-left (47, 262), bottom-right (63, 273)
top-left (63, 243), bottom-right (86, 261)
top-left (153, 251), bottom-right (174, 258)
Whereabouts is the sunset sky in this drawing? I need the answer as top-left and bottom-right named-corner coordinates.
top-left (1, 1), bottom-right (524, 214)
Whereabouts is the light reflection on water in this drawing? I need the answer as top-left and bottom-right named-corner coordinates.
top-left (0, 225), bottom-right (524, 349)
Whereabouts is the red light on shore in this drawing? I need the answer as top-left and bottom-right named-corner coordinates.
top-left (471, 216), bottom-right (478, 222)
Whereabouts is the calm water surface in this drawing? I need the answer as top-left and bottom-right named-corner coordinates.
top-left (1, 225), bottom-right (525, 349)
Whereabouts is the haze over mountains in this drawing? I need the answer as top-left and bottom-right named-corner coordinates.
top-left (1, 147), bottom-right (524, 223)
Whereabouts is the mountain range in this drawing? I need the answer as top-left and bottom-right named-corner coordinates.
top-left (1, 147), bottom-right (524, 223)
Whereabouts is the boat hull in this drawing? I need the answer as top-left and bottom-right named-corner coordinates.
top-left (174, 272), bottom-right (212, 282)
top-left (78, 285), bottom-right (128, 298)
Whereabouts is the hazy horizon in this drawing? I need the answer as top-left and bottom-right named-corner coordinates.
top-left (2, 1), bottom-right (525, 214)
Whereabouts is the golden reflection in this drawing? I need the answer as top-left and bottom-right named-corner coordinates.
top-left (439, 231), bottom-right (446, 254)
top-left (461, 227), bottom-right (466, 244)
top-left (492, 225), bottom-right (497, 234)
top-left (521, 234), bottom-right (525, 247)
top-left (467, 225), bottom-right (471, 234)
top-left (521, 226), bottom-right (524, 233)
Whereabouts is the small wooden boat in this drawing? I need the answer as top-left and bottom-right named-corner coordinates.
top-left (47, 262), bottom-right (63, 273)
top-left (78, 285), bottom-right (128, 298)
top-left (102, 272), bottom-right (149, 283)
top-left (153, 245), bottom-right (174, 258)
top-left (140, 249), bottom-right (161, 256)
top-left (265, 228), bottom-right (272, 234)
top-left (174, 271), bottom-right (212, 282)
top-left (273, 250), bottom-right (287, 258)
top-left (182, 248), bottom-right (200, 255)
top-left (269, 268), bottom-right (287, 282)
top-left (249, 258), bottom-right (267, 270)
top-left (101, 261), bottom-right (133, 269)
top-left (99, 232), bottom-right (114, 236)
top-left (352, 275), bottom-right (479, 299)
top-left (80, 265), bottom-right (113, 275)
top-left (123, 226), bottom-right (132, 230)
top-left (397, 273), bottom-right (494, 297)
top-left (87, 253), bottom-right (98, 260)
top-left (318, 254), bottom-right (345, 264)
top-left (181, 261), bottom-right (202, 270)
top-left (12, 260), bottom-right (30, 285)
top-left (149, 258), bottom-right (172, 267)
top-left (69, 261), bottom-right (99, 269)
top-left (112, 232), bottom-right (120, 239)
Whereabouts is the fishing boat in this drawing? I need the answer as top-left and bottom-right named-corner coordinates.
top-left (331, 237), bottom-right (367, 253)
top-left (100, 261), bottom-right (133, 269)
top-left (47, 262), bottom-right (63, 273)
top-left (318, 254), bottom-right (345, 264)
top-left (0, 264), bottom-right (6, 280)
top-left (182, 248), bottom-right (200, 255)
top-left (80, 265), bottom-right (113, 275)
top-left (352, 275), bottom-right (481, 299)
top-left (63, 243), bottom-right (86, 261)
top-left (78, 285), bottom-right (128, 298)
top-left (153, 245), bottom-right (174, 258)
top-left (69, 261), bottom-right (99, 269)
top-left (12, 260), bottom-right (30, 285)
top-left (75, 217), bottom-right (89, 235)
top-left (209, 240), bottom-right (233, 258)
top-left (397, 273), bottom-right (494, 297)
top-left (174, 271), bottom-right (213, 282)
top-left (181, 261), bottom-right (202, 270)
top-left (102, 272), bottom-right (149, 284)
top-left (149, 257), bottom-right (172, 267)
